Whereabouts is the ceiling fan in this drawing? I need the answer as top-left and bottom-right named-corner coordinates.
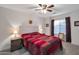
top-left (35, 4), bottom-right (54, 13)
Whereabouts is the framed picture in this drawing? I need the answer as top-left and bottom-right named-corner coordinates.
top-left (29, 20), bottom-right (32, 24)
top-left (74, 21), bottom-right (79, 26)
top-left (46, 24), bottom-right (49, 27)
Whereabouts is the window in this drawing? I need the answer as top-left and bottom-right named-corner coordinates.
top-left (54, 20), bottom-right (66, 36)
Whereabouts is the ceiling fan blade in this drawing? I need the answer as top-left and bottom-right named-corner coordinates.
top-left (39, 4), bottom-right (42, 7)
top-left (47, 5), bottom-right (54, 8)
top-left (47, 9), bottom-right (52, 12)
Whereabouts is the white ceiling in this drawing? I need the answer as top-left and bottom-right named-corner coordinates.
top-left (0, 4), bottom-right (79, 17)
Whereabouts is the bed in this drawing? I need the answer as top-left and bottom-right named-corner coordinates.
top-left (21, 32), bottom-right (63, 55)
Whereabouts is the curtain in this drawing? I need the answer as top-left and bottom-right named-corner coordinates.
top-left (51, 20), bottom-right (54, 36)
top-left (65, 17), bottom-right (71, 42)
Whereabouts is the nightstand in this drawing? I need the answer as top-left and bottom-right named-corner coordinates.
top-left (11, 38), bottom-right (23, 52)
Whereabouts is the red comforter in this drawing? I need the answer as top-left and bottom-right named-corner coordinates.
top-left (21, 32), bottom-right (62, 55)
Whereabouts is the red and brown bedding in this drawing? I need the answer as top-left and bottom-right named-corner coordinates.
top-left (21, 32), bottom-right (63, 55)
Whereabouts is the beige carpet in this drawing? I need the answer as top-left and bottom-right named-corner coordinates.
top-left (0, 42), bottom-right (79, 55)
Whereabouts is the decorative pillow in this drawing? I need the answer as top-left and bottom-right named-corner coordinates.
top-left (31, 32), bottom-right (41, 35)
top-left (21, 33), bottom-right (29, 38)
top-left (21, 35), bottom-right (32, 39)
top-left (21, 32), bottom-right (40, 37)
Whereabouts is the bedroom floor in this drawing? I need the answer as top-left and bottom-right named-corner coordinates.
top-left (0, 41), bottom-right (79, 55)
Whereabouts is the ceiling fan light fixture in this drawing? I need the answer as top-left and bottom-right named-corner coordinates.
top-left (41, 9), bottom-right (47, 14)
top-left (37, 4), bottom-right (55, 14)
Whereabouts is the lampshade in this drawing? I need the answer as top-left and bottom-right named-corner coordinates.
top-left (10, 26), bottom-right (20, 38)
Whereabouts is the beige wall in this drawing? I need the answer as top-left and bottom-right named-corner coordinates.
top-left (45, 10), bottom-right (79, 46)
top-left (0, 7), bottom-right (44, 50)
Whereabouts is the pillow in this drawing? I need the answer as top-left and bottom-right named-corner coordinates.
top-left (21, 33), bottom-right (29, 37)
top-left (21, 32), bottom-right (40, 37)
top-left (22, 35), bottom-right (32, 39)
top-left (31, 32), bottom-right (41, 35)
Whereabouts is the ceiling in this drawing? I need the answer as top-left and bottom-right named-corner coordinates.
top-left (0, 4), bottom-right (79, 17)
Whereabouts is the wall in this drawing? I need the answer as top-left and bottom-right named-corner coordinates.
top-left (42, 17), bottom-right (51, 35)
top-left (0, 7), bottom-right (44, 50)
top-left (48, 10), bottom-right (79, 46)
top-left (20, 15), bottom-right (43, 34)
top-left (0, 9), bottom-right (11, 50)
top-left (70, 11), bottom-right (79, 46)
